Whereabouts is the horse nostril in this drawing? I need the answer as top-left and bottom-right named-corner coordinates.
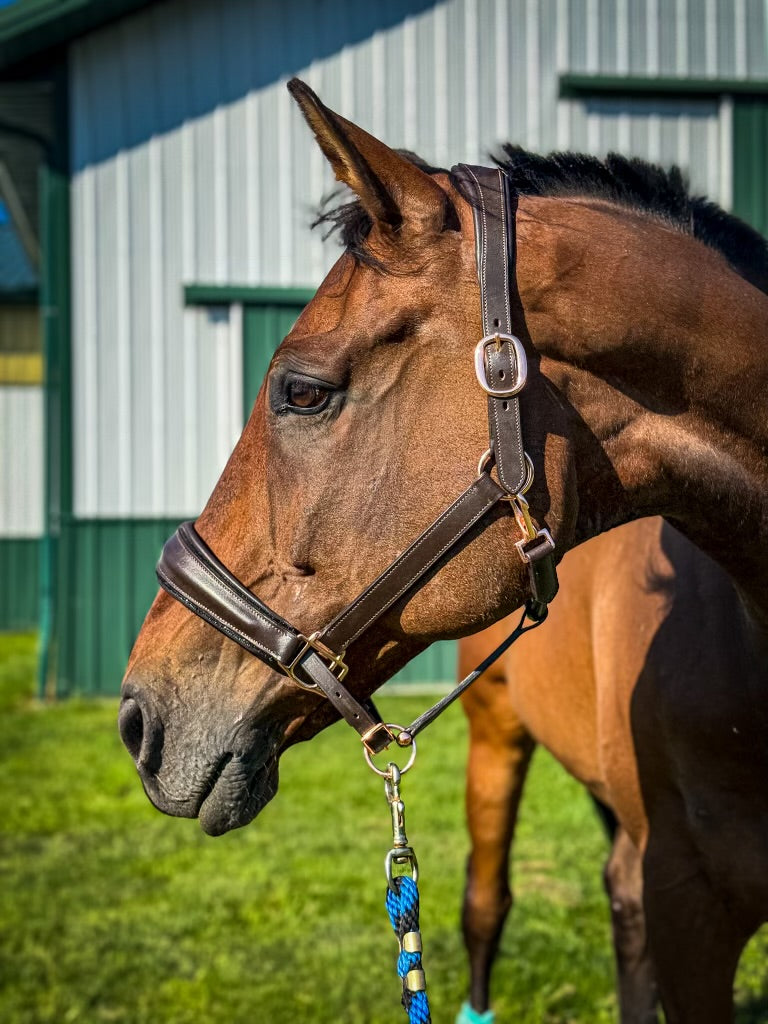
top-left (118, 698), bottom-right (145, 762)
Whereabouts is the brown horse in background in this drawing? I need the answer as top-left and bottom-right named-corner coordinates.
top-left (460, 516), bottom-right (746, 1023)
top-left (122, 83), bottom-right (768, 1023)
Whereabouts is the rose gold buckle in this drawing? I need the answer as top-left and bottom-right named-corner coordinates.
top-left (361, 721), bottom-right (396, 755)
top-left (282, 632), bottom-right (349, 688)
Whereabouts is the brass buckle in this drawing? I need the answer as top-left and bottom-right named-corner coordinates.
top-left (361, 721), bottom-right (398, 757)
top-left (474, 333), bottom-right (528, 397)
top-left (282, 631), bottom-right (349, 688)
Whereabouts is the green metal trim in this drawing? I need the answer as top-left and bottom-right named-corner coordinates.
top-left (560, 73), bottom-right (768, 99)
top-left (184, 284), bottom-right (317, 308)
top-left (0, 0), bottom-right (155, 72)
top-left (39, 56), bottom-right (71, 700)
top-left (732, 97), bottom-right (768, 238)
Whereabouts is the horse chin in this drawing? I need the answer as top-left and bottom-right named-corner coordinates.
top-left (196, 754), bottom-right (280, 836)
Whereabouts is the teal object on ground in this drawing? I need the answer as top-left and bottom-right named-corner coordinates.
top-left (456, 1001), bottom-right (495, 1024)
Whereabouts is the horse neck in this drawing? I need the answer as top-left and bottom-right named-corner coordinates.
top-left (517, 196), bottom-right (768, 633)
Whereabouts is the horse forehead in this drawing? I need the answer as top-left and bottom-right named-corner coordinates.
top-left (290, 254), bottom-right (357, 336)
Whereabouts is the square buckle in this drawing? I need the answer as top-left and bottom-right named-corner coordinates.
top-left (516, 528), bottom-right (555, 564)
top-left (361, 721), bottom-right (395, 755)
top-left (282, 631), bottom-right (349, 688)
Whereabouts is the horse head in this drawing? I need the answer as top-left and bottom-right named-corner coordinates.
top-left (120, 80), bottom-right (768, 836)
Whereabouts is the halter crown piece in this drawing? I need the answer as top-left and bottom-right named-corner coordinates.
top-left (156, 167), bottom-right (558, 753)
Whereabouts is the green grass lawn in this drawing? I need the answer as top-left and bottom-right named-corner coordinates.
top-left (1, 633), bottom-right (766, 1023)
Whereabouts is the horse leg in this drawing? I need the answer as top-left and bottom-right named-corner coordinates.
top-left (643, 833), bottom-right (751, 1024)
top-left (460, 674), bottom-right (536, 1017)
top-left (603, 826), bottom-right (658, 1024)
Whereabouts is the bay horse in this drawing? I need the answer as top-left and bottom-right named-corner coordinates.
top-left (459, 518), bottom-right (734, 1024)
top-left (120, 80), bottom-right (768, 1023)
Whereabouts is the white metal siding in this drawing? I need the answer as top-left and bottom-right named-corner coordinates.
top-left (69, 0), bottom-right (761, 517)
top-left (566, 0), bottom-right (768, 77)
top-left (0, 386), bottom-right (44, 537)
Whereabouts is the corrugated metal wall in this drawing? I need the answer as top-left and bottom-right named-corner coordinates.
top-left (0, 385), bottom-right (43, 537)
top-left (567, 0), bottom-right (767, 76)
top-left (70, 0), bottom-right (763, 520)
top-left (0, 384), bottom-right (43, 630)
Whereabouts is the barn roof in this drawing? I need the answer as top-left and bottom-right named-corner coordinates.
top-left (0, 0), bottom-right (157, 72)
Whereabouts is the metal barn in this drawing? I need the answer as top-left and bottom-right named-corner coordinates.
top-left (0, 0), bottom-right (766, 695)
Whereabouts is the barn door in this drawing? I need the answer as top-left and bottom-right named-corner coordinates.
top-left (732, 97), bottom-right (768, 237)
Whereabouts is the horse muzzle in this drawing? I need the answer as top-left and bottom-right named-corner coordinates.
top-left (118, 680), bottom-right (282, 835)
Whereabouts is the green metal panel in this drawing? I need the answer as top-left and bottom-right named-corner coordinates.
top-left (185, 285), bottom-right (315, 308)
top-left (733, 98), bottom-right (768, 239)
top-left (560, 74), bottom-right (768, 99)
top-left (0, 538), bottom-right (39, 630)
top-left (55, 519), bottom-right (180, 697)
top-left (242, 299), bottom-right (456, 688)
top-left (40, 58), bottom-right (71, 699)
top-left (243, 304), bottom-right (303, 421)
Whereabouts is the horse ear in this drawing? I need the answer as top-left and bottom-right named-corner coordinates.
top-left (288, 78), bottom-right (457, 235)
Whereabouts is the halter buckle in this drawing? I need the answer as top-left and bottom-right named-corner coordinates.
top-left (474, 333), bottom-right (528, 397)
top-left (283, 631), bottom-right (349, 687)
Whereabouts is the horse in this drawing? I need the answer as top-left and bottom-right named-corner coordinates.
top-left (120, 80), bottom-right (768, 1023)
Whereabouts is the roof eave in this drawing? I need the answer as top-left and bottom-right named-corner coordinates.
top-left (0, 0), bottom-right (157, 73)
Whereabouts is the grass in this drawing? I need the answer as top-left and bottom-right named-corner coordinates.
top-left (1, 633), bottom-right (766, 1023)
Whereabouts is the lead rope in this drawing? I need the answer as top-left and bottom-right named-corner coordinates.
top-left (366, 749), bottom-right (430, 1024)
top-left (363, 606), bottom-right (548, 1023)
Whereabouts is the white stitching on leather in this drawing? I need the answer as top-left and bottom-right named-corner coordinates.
top-left (466, 166), bottom-right (490, 332)
top-left (492, 169), bottom-right (526, 494)
top-left (329, 484), bottom-right (483, 637)
top-left (177, 531), bottom-right (287, 642)
top-left (498, 169), bottom-right (513, 331)
top-left (157, 568), bottom-right (279, 662)
top-left (341, 485), bottom-right (501, 646)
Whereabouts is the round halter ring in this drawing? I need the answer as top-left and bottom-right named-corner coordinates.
top-left (519, 452), bottom-right (535, 495)
top-left (477, 449), bottom-right (535, 495)
top-left (364, 724), bottom-right (417, 777)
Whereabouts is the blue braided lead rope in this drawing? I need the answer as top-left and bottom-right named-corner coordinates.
top-left (385, 875), bottom-right (431, 1024)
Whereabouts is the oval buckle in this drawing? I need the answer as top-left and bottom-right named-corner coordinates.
top-left (474, 333), bottom-right (527, 397)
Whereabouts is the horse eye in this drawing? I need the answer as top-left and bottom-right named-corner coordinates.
top-left (286, 379), bottom-right (330, 412)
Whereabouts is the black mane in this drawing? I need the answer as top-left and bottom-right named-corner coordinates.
top-left (314, 147), bottom-right (768, 293)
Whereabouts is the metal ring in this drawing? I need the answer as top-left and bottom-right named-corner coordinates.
top-left (478, 449), bottom-right (534, 495)
top-left (518, 452), bottom-right (535, 495)
top-left (477, 447), bottom-right (493, 477)
top-left (363, 725), bottom-right (417, 777)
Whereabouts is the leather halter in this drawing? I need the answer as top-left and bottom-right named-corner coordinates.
top-left (156, 166), bottom-right (558, 754)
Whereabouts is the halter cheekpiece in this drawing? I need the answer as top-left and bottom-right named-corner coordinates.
top-left (155, 166), bottom-right (558, 754)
